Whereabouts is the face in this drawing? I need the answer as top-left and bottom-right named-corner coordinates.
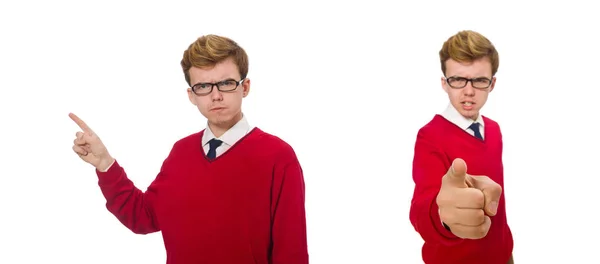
top-left (442, 57), bottom-right (496, 120)
top-left (187, 57), bottom-right (250, 131)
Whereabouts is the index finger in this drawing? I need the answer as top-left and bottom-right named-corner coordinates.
top-left (69, 112), bottom-right (93, 132)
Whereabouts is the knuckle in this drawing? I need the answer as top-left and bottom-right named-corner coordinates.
top-left (439, 208), bottom-right (453, 221)
top-left (439, 213), bottom-right (449, 223)
top-left (483, 176), bottom-right (502, 189)
top-left (473, 219), bottom-right (490, 238)
top-left (466, 227), bottom-right (485, 239)
top-left (475, 210), bottom-right (485, 225)
top-left (477, 225), bottom-right (489, 238)
top-left (436, 192), bottom-right (450, 206)
top-left (472, 190), bottom-right (485, 207)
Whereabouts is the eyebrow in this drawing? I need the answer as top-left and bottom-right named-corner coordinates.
top-left (448, 75), bottom-right (491, 79)
top-left (192, 78), bottom-right (238, 86)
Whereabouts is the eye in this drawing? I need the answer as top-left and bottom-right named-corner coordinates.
top-left (219, 80), bottom-right (236, 86)
top-left (193, 83), bottom-right (211, 90)
top-left (448, 77), bottom-right (465, 83)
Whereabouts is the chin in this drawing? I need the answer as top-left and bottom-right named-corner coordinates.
top-left (209, 113), bottom-right (237, 126)
top-left (460, 110), bottom-right (479, 120)
top-left (209, 116), bottom-right (231, 125)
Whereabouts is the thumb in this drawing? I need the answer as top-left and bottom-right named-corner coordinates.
top-left (443, 158), bottom-right (469, 188)
top-left (471, 176), bottom-right (503, 216)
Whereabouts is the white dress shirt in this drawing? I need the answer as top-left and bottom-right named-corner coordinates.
top-left (439, 104), bottom-right (485, 139)
top-left (201, 114), bottom-right (254, 158)
top-left (99, 114), bottom-right (253, 172)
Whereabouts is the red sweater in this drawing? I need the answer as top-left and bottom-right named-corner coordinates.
top-left (96, 128), bottom-right (308, 264)
top-left (409, 115), bottom-right (513, 264)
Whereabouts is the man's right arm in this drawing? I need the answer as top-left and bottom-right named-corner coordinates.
top-left (409, 129), bottom-right (463, 246)
top-left (69, 112), bottom-right (166, 234)
top-left (95, 148), bottom-right (175, 235)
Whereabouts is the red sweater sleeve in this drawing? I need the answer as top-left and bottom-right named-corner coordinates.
top-left (270, 146), bottom-right (309, 264)
top-left (95, 157), bottom-right (168, 235)
top-left (409, 129), bottom-right (463, 246)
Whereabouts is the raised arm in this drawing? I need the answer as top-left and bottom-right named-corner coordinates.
top-left (95, 160), bottom-right (165, 234)
top-left (70, 112), bottom-right (163, 234)
top-left (409, 129), bottom-right (463, 245)
top-left (409, 129), bottom-right (503, 245)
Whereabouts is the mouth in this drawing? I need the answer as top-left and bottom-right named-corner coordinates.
top-left (461, 101), bottom-right (475, 110)
top-left (210, 107), bottom-right (225, 111)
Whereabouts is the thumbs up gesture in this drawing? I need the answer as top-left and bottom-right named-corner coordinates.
top-left (436, 158), bottom-right (502, 239)
top-left (69, 113), bottom-right (115, 171)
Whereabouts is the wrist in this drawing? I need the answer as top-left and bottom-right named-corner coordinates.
top-left (97, 156), bottom-right (115, 172)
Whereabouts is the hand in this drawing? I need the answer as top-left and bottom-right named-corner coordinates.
top-left (69, 113), bottom-right (114, 171)
top-left (436, 158), bottom-right (503, 239)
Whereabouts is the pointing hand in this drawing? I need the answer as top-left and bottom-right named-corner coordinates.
top-left (436, 158), bottom-right (503, 239)
top-left (69, 113), bottom-right (114, 171)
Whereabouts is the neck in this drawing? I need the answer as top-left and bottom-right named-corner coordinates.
top-left (209, 112), bottom-right (243, 138)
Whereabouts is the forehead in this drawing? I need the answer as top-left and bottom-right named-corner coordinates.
top-left (445, 57), bottom-right (492, 78)
top-left (189, 58), bottom-right (240, 84)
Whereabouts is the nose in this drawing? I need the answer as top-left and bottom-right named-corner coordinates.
top-left (210, 87), bottom-right (223, 101)
top-left (463, 83), bottom-right (475, 97)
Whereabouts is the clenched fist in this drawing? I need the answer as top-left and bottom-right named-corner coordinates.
top-left (69, 113), bottom-right (114, 172)
top-left (436, 158), bottom-right (502, 239)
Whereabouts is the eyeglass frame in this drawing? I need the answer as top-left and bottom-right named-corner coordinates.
top-left (190, 78), bottom-right (246, 96)
top-left (444, 76), bottom-right (494, 89)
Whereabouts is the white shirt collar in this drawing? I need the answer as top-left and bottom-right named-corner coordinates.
top-left (201, 114), bottom-right (251, 147)
top-left (440, 104), bottom-right (485, 130)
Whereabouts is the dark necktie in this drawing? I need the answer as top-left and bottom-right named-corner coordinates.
top-left (207, 139), bottom-right (223, 160)
top-left (468, 122), bottom-right (483, 140)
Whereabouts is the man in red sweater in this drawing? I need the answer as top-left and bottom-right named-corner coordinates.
top-left (409, 30), bottom-right (514, 264)
top-left (69, 35), bottom-right (309, 264)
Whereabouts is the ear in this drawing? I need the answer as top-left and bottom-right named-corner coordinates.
top-left (441, 76), bottom-right (449, 93)
top-left (489, 77), bottom-right (496, 92)
top-left (242, 78), bottom-right (251, 98)
top-left (187, 88), bottom-right (197, 105)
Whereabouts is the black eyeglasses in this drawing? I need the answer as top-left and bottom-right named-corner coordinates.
top-left (190, 78), bottom-right (245, 96)
top-left (445, 76), bottom-right (493, 89)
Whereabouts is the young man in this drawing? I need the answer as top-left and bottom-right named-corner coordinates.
top-left (409, 30), bottom-right (514, 264)
top-left (70, 35), bottom-right (309, 264)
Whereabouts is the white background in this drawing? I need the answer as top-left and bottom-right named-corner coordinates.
top-left (1, 1), bottom-right (599, 263)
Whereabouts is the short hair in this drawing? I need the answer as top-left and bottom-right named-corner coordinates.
top-left (439, 30), bottom-right (499, 76)
top-left (180, 34), bottom-right (249, 86)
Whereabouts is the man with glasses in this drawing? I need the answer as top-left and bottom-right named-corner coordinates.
top-left (409, 30), bottom-right (514, 264)
top-left (69, 34), bottom-right (308, 264)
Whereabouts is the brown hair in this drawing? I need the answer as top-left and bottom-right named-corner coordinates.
top-left (180, 34), bottom-right (249, 86)
top-left (439, 30), bottom-right (499, 76)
